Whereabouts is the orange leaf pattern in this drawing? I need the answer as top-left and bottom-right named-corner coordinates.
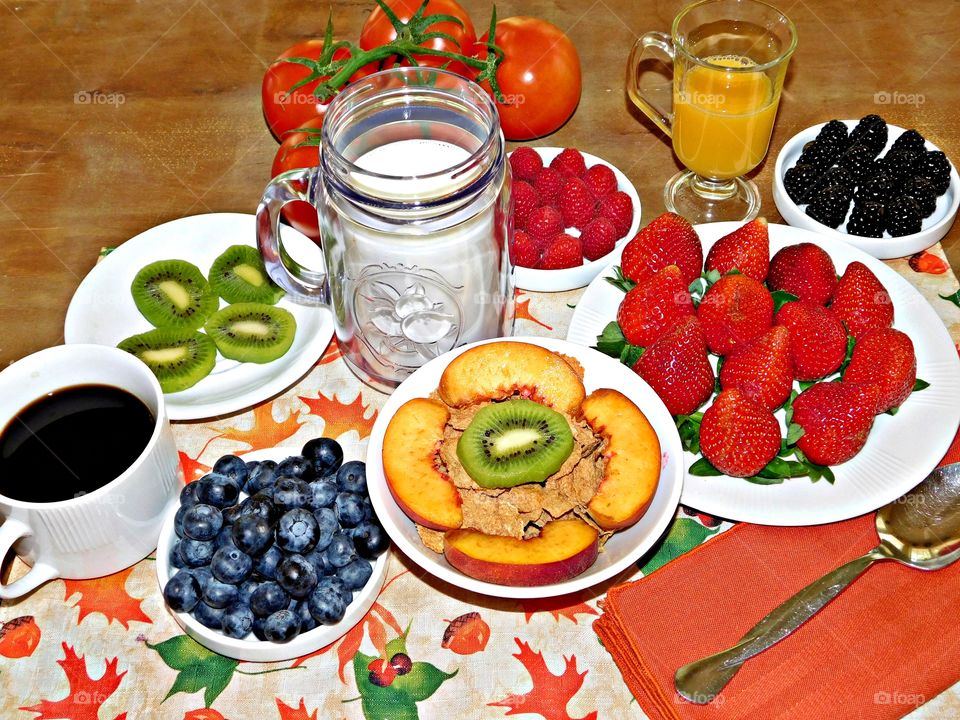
top-left (317, 338), bottom-right (343, 365)
top-left (275, 697), bottom-right (318, 720)
top-left (62, 568), bottom-right (151, 629)
top-left (178, 434), bottom-right (221, 483)
top-left (19, 642), bottom-right (126, 720)
top-left (299, 392), bottom-right (378, 440)
top-left (519, 594), bottom-right (599, 624)
top-left (217, 402), bottom-right (304, 449)
top-left (184, 710), bottom-right (225, 720)
top-left (909, 251), bottom-right (949, 274)
top-left (516, 295), bottom-right (553, 331)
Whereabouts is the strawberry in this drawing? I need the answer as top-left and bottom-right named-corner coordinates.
top-left (558, 177), bottom-right (597, 230)
top-left (511, 180), bottom-right (540, 230)
top-left (510, 230), bottom-right (541, 268)
top-left (775, 301), bottom-right (847, 380)
top-left (539, 233), bottom-right (582, 269)
top-left (550, 148), bottom-right (587, 178)
top-left (843, 328), bottom-right (916, 413)
top-left (633, 315), bottom-right (714, 416)
top-left (831, 261), bottom-right (894, 339)
top-left (524, 206), bottom-right (564, 247)
top-left (583, 164), bottom-right (618, 198)
top-left (697, 273), bottom-right (773, 355)
top-left (580, 217), bottom-right (619, 261)
top-left (620, 212), bottom-right (703, 285)
top-left (534, 167), bottom-right (564, 206)
top-left (509, 146), bottom-right (542, 182)
top-left (704, 217), bottom-right (770, 282)
top-left (767, 243), bottom-right (838, 305)
top-left (598, 191), bottom-right (634, 238)
top-left (791, 381), bottom-right (880, 465)
top-left (616, 265), bottom-right (695, 346)
top-left (719, 325), bottom-right (795, 411)
top-left (699, 389), bottom-right (782, 477)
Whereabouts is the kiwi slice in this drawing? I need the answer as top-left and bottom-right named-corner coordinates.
top-left (208, 244), bottom-right (285, 305)
top-left (204, 302), bottom-right (296, 364)
top-left (456, 399), bottom-right (574, 489)
top-left (117, 328), bottom-right (217, 393)
top-left (131, 259), bottom-right (219, 330)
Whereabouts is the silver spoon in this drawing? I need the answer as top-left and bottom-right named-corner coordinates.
top-left (675, 462), bottom-right (960, 704)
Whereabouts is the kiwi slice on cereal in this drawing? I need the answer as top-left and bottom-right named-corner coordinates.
top-left (208, 244), bottom-right (285, 305)
top-left (456, 399), bottom-right (574, 489)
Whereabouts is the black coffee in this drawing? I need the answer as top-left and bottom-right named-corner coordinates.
top-left (0, 384), bottom-right (155, 503)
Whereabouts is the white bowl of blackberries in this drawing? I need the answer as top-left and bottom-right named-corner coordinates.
top-left (774, 115), bottom-right (959, 259)
top-left (156, 437), bottom-right (390, 662)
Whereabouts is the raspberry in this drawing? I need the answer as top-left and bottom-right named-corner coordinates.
top-left (579, 217), bottom-right (618, 261)
top-left (846, 201), bottom-right (885, 238)
top-left (524, 206), bottom-right (564, 245)
top-left (558, 177), bottom-right (597, 230)
top-left (855, 173), bottom-right (896, 205)
top-left (806, 184), bottom-right (851, 228)
top-left (797, 141), bottom-right (839, 174)
top-left (510, 230), bottom-right (541, 268)
top-left (783, 164), bottom-right (819, 204)
top-left (901, 176), bottom-right (937, 217)
top-left (839, 144), bottom-right (877, 183)
top-left (890, 129), bottom-right (926, 156)
top-left (549, 148), bottom-right (586, 178)
top-left (511, 180), bottom-right (539, 230)
top-left (849, 114), bottom-right (888, 155)
top-left (598, 191), bottom-right (634, 238)
top-left (885, 196), bottom-right (922, 237)
top-left (814, 120), bottom-right (850, 153)
top-left (539, 233), bottom-right (583, 269)
top-left (583, 164), bottom-right (618, 198)
top-left (880, 150), bottom-right (919, 185)
top-left (533, 167), bottom-right (563, 205)
top-left (914, 150), bottom-right (951, 195)
top-left (509, 146), bottom-right (542, 182)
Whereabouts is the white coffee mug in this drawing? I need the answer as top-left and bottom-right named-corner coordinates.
top-left (0, 344), bottom-right (183, 598)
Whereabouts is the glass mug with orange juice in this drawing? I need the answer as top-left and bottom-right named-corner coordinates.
top-left (627, 0), bottom-right (797, 222)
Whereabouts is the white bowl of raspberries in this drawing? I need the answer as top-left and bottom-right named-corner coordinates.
top-left (509, 146), bottom-right (641, 291)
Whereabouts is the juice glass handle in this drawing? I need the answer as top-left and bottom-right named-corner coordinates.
top-left (256, 167), bottom-right (329, 306)
top-left (627, 31), bottom-right (676, 137)
top-left (0, 519), bottom-right (59, 599)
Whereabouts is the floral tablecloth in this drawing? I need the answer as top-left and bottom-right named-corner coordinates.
top-left (2, 245), bottom-right (960, 720)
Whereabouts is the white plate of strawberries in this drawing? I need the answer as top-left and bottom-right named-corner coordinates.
top-left (508, 147), bottom-right (641, 292)
top-left (567, 215), bottom-right (960, 525)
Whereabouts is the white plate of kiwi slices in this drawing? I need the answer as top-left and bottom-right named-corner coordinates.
top-left (65, 213), bottom-right (332, 421)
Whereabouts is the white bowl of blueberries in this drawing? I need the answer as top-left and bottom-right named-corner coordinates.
top-left (773, 115), bottom-right (959, 259)
top-left (156, 437), bottom-right (390, 662)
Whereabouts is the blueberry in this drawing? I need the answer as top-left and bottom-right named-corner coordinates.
top-left (203, 578), bottom-right (239, 609)
top-left (302, 437), bottom-right (343, 478)
top-left (221, 603), bottom-right (255, 639)
top-left (246, 460), bottom-right (278, 495)
top-left (316, 575), bottom-right (353, 604)
top-left (191, 566), bottom-right (214, 591)
top-left (192, 600), bottom-right (225, 630)
top-left (241, 494), bottom-right (279, 524)
top-left (163, 571), bottom-right (200, 612)
top-left (303, 547), bottom-right (334, 578)
top-left (276, 508), bottom-right (320, 554)
top-left (337, 558), bottom-right (373, 591)
top-left (231, 514), bottom-right (274, 556)
top-left (180, 482), bottom-right (200, 506)
top-left (245, 459), bottom-right (260, 474)
top-left (215, 525), bottom-right (237, 550)
top-left (335, 492), bottom-right (366, 528)
top-left (307, 585), bottom-right (347, 625)
top-left (276, 554), bottom-right (319, 598)
top-left (178, 538), bottom-right (215, 568)
top-left (174, 504), bottom-right (190, 538)
top-left (252, 614), bottom-right (268, 640)
top-left (263, 609), bottom-right (301, 642)
top-left (254, 545), bottom-right (284, 581)
top-left (273, 477), bottom-right (309, 511)
top-left (182, 503), bottom-right (223, 541)
top-left (196, 473), bottom-right (241, 509)
top-left (336, 460), bottom-right (367, 495)
top-left (237, 579), bottom-right (259, 606)
top-left (306, 480), bottom-right (337, 510)
top-left (276, 455), bottom-right (315, 482)
top-left (325, 533), bottom-right (356, 568)
top-left (213, 454), bottom-right (249, 488)
top-left (250, 581), bottom-right (289, 617)
top-left (221, 500), bottom-right (246, 526)
top-left (362, 497), bottom-right (375, 522)
top-left (294, 599), bottom-right (317, 632)
top-left (211, 546), bottom-right (253, 584)
top-left (352, 521), bottom-right (390, 559)
top-left (169, 541), bottom-right (187, 569)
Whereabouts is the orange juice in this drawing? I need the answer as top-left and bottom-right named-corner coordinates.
top-left (672, 54), bottom-right (780, 179)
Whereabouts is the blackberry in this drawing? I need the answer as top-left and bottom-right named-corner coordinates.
top-left (839, 144), bottom-right (877, 183)
top-left (846, 201), bottom-right (885, 238)
top-left (885, 196), bottom-right (922, 237)
top-left (805, 166), bottom-right (855, 202)
top-left (913, 150), bottom-right (952, 195)
top-left (814, 119), bottom-right (850, 153)
top-left (783, 163), bottom-right (820, 204)
top-left (806, 184), bottom-right (852, 228)
top-left (880, 150), bottom-right (919, 186)
top-left (849, 114), bottom-right (888, 155)
top-left (855, 172), bottom-right (896, 205)
top-left (901, 176), bottom-right (937, 218)
top-left (890, 129), bottom-right (926, 156)
top-left (797, 141), bottom-right (839, 174)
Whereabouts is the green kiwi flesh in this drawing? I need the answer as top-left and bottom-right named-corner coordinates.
top-left (208, 244), bottom-right (285, 305)
top-left (131, 259), bottom-right (218, 330)
top-left (456, 399), bottom-right (574, 489)
top-left (117, 328), bottom-right (217, 393)
top-left (204, 303), bottom-right (296, 363)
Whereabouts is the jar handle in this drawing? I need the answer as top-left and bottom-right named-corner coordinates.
top-left (627, 31), bottom-right (676, 138)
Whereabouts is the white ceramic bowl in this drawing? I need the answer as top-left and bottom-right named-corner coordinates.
top-left (155, 447), bottom-right (388, 662)
top-left (773, 121), bottom-right (959, 259)
top-left (510, 148), bottom-right (642, 292)
top-left (365, 336), bottom-right (683, 599)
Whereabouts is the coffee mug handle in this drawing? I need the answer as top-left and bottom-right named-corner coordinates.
top-left (626, 31), bottom-right (676, 137)
top-left (256, 166), bottom-right (330, 306)
top-left (0, 519), bottom-right (59, 599)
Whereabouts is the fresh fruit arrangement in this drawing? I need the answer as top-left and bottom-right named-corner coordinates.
top-left (117, 246), bottom-right (292, 393)
top-left (783, 115), bottom-right (953, 237)
top-left (381, 341), bottom-right (661, 586)
top-left (595, 213), bottom-right (926, 483)
top-left (162, 438), bottom-right (389, 643)
top-left (509, 147), bottom-right (635, 269)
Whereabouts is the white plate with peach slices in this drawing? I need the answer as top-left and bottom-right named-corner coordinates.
top-left (365, 337), bottom-right (683, 598)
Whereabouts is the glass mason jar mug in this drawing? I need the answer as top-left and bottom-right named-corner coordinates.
top-left (256, 68), bottom-right (515, 392)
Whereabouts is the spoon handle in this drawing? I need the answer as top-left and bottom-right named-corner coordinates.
top-left (675, 548), bottom-right (884, 704)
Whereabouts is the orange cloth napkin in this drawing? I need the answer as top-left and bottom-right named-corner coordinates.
top-left (595, 433), bottom-right (960, 720)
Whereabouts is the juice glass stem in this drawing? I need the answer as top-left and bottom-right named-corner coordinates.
top-left (664, 170), bottom-right (761, 223)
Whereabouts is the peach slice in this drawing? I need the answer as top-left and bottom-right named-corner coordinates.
top-left (443, 518), bottom-right (599, 586)
top-left (382, 398), bottom-right (462, 531)
top-left (438, 341), bottom-right (586, 414)
top-left (581, 388), bottom-right (661, 530)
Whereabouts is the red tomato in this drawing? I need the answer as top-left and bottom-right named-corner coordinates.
top-left (271, 117), bottom-right (324, 241)
top-left (262, 40), bottom-right (375, 141)
top-left (360, 0), bottom-right (477, 78)
top-left (478, 17), bottom-right (582, 141)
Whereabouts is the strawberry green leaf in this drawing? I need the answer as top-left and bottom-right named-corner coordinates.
top-left (704, 268), bottom-right (722, 287)
top-left (689, 457), bottom-right (722, 476)
top-left (783, 389), bottom-right (799, 425)
top-left (786, 422), bottom-right (805, 445)
top-left (688, 277), bottom-right (705, 304)
top-left (939, 290), bottom-right (960, 308)
top-left (620, 344), bottom-right (644, 367)
top-left (914, 378), bottom-right (930, 392)
top-left (594, 322), bottom-right (626, 357)
top-left (885, 405), bottom-right (900, 416)
top-left (676, 413), bottom-right (703, 454)
top-left (639, 517), bottom-right (719, 575)
top-left (725, 268), bottom-right (742, 276)
top-left (743, 473), bottom-right (786, 485)
top-left (770, 290), bottom-right (799, 312)
top-left (838, 335), bottom-right (856, 376)
top-left (798, 379), bottom-right (817, 391)
top-left (605, 266), bottom-right (636, 293)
